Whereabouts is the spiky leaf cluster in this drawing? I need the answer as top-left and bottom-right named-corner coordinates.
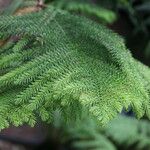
top-left (0, 6), bottom-right (150, 129)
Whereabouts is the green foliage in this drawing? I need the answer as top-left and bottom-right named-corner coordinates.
top-left (94, 0), bottom-right (150, 59)
top-left (51, 0), bottom-right (117, 24)
top-left (0, 0), bottom-right (117, 24)
top-left (0, 6), bottom-right (150, 129)
top-left (66, 119), bottom-right (116, 150)
top-left (115, 0), bottom-right (150, 58)
top-left (47, 114), bottom-right (150, 150)
top-left (105, 116), bottom-right (150, 150)
top-left (96, 0), bottom-right (150, 33)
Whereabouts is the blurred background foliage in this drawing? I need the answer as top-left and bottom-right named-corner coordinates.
top-left (34, 112), bottom-right (150, 150)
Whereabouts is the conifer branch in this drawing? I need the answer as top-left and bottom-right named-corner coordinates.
top-left (0, 6), bottom-right (150, 129)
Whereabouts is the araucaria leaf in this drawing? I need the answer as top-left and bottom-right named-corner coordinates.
top-left (0, 6), bottom-right (150, 129)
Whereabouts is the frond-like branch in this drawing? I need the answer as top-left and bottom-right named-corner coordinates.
top-left (0, 6), bottom-right (150, 129)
